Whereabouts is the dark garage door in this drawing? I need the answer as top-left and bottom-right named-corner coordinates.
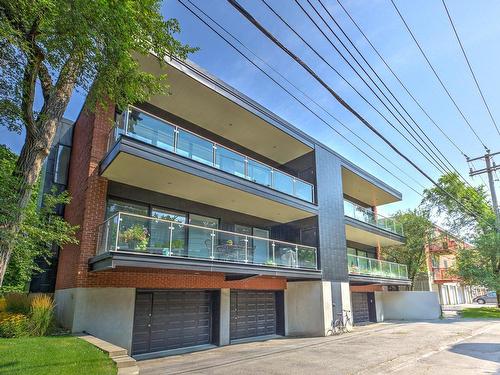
top-left (230, 291), bottom-right (276, 340)
top-left (351, 292), bottom-right (376, 324)
top-left (132, 291), bottom-right (213, 355)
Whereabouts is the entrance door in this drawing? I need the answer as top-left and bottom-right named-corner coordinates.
top-left (230, 291), bottom-right (276, 340)
top-left (132, 291), bottom-right (213, 355)
top-left (367, 292), bottom-right (377, 322)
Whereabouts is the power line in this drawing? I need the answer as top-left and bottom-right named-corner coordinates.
top-left (335, 0), bottom-right (467, 158)
top-left (177, 0), bottom-right (427, 196)
top-left (227, 0), bottom-right (488, 223)
top-left (260, 0), bottom-right (452, 178)
top-left (297, 0), bottom-right (470, 186)
top-left (390, 0), bottom-right (488, 150)
top-left (441, 0), bottom-right (500, 137)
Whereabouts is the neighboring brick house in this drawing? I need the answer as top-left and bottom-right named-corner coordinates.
top-left (416, 226), bottom-right (487, 305)
top-left (49, 55), bottom-right (413, 358)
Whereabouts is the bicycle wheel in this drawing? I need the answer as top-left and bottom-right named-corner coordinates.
top-left (333, 319), bottom-right (343, 335)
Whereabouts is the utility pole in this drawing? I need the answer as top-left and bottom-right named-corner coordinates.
top-left (467, 150), bottom-right (500, 229)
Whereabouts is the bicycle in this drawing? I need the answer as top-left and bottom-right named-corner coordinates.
top-left (332, 309), bottom-right (352, 335)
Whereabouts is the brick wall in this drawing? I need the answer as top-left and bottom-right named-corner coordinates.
top-left (55, 103), bottom-right (287, 292)
top-left (86, 267), bottom-right (286, 290)
top-left (55, 103), bottom-right (112, 290)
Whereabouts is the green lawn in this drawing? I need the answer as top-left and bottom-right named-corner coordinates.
top-left (461, 307), bottom-right (500, 319)
top-left (0, 336), bottom-right (116, 375)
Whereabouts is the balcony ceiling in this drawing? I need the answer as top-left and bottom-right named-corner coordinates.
top-left (342, 167), bottom-right (400, 206)
top-left (345, 223), bottom-right (404, 247)
top-left (102, 151), bottom-right (316, 223)
top-left (136, 54), bottom-right (313, 165)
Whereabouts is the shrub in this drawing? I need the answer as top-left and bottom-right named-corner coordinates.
top-left (0, 297), bottom-right (6, 312)
top-left (0, 312), bottom-right (29, 337)
top-left (5, 293), bottom-right (31, 313)
top-left (29, 294), bottom-right (55, 336)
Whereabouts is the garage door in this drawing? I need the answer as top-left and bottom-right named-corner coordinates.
top-left (132, 291), bottom-right (212, 355)
top-left (230, 291), bottom-right (276, 340)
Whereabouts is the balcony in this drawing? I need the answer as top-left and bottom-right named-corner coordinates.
top-left (108, 107), bottom-right (314, 203)
top-left (91, 212), bottom-right (320, 279)
top-left (348, 254), bottom-right (408, 280)
top-left (344, 200), bottom-right (403, 236)
top-left (432, 267), bottom-right (459, 283)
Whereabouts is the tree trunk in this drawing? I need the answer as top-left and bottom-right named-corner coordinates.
top-left (0, 50), bottom-right (82, 287)
top-left (0, 126), bottom-right (55, 285)
top-left (497, 290), bottom-right (500, 308)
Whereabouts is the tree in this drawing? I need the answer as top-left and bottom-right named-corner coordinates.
top-left (453, 233), bottom-right (500, 307)
top-left (381, 210), bottom-right (433, 289)
top-left (0, 145), bottom-right (78, 292)
top-left (423, 172), bottom-right (499, 307)
top-left (0, 0), bottom-right (196, 285)
top-left (421, 173), bottom-right (495, 238)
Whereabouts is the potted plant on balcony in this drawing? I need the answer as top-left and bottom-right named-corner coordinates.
top-left (120, 225), bottom-right (149, 251)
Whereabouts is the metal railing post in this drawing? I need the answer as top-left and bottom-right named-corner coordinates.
top-left (244, 236), bottom-right (248, 263)
top-left (210, 230), bottom-right (215, 259)
top-left (272, 242), bottom-right (276, 265)
top-left (168, 225), bottom-right (174, 257)
top-left (295, 246), bottom-right (299, 268)
top-left (115, 213), bottom-right (121, 250)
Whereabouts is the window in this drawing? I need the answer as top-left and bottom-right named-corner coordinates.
top-left (106, 198), bottom-right (148, 218)
top-left (53, 145), bottom-right (71, 185)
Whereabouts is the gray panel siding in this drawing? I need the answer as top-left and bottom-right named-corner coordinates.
top-left (315, 146), bottom-right (348, 282)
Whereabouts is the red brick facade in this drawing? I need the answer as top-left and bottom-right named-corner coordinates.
top-left (55, 105), bottom-right (287, 292)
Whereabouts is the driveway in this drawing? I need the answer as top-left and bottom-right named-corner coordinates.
top-left (138, 319), bottom-right (500, 375)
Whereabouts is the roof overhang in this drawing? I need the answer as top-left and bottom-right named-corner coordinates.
top-left (345, 217), bottom-right (405, 247)
top-left (136, 54), bottom-right (313, 165)
top-left (342, 166), bottom-right (402, 206)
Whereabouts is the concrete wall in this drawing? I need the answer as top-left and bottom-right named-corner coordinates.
top-left (55, 288), bottom-right (136, 352)
top-left (219, 288), bottom-right (230, 346)
top-left (375, 291), bottom-right (441, 321)
top-left (285, 281), bottom-right (333, 336)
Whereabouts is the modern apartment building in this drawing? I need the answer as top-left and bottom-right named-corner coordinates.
top-left (418, 226), bottom-right (486, 305)
top-left (53, 55), bottom-right (410, 358)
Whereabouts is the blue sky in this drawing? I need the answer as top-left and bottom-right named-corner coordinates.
top-left (2, 0), bottom-right (500, 217)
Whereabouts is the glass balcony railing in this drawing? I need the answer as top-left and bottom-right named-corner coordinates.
top-left (107, 106), bottom-right (315, 203)
top-left (97, 212), bottom-right (318, 270)
top-left (343, 200), bottom-right (404, 236)
top-left (347, 254), bottom-right (408, 279)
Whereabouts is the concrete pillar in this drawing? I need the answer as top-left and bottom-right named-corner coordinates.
top-left (219, 288), bottom-right (230, 346)
top-left (374, 291), bottom-right (385, 322)
top-left (285, 281), bottom-right (333, 336)
top-left (331, 281), bottom-right (352, 328)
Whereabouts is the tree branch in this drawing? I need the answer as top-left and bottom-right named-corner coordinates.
top-left (37, 59), bottom-right (52, 101)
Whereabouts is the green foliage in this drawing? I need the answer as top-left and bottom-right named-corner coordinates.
top-left (0, 0), bottom-right (197, 131)
top-left (0, 312), bottom-right (29, 338)
top-left (0, 336), bottom-right (117, 374)
top-left (29, 294), bottom-right (54, 336)
top-left (4, 293), bottom-right (30, 314)
top-left (460, 307), bottom-right (500, 319)
top-left (453, 233), bottom-right (500, 294)
top-left (0, 146), bottom-right (78, 292)
top-left (381, 210), bottom-right (433, 287)
top-left (421, 173), bottom-right (495, 238)
top-left (120, 224), bottom-right (149, 251)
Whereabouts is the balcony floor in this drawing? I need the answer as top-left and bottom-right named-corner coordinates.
top-left (349, 274), bottom-right (411, 286)
top-left (89, 251), bottom-right (322, 281)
